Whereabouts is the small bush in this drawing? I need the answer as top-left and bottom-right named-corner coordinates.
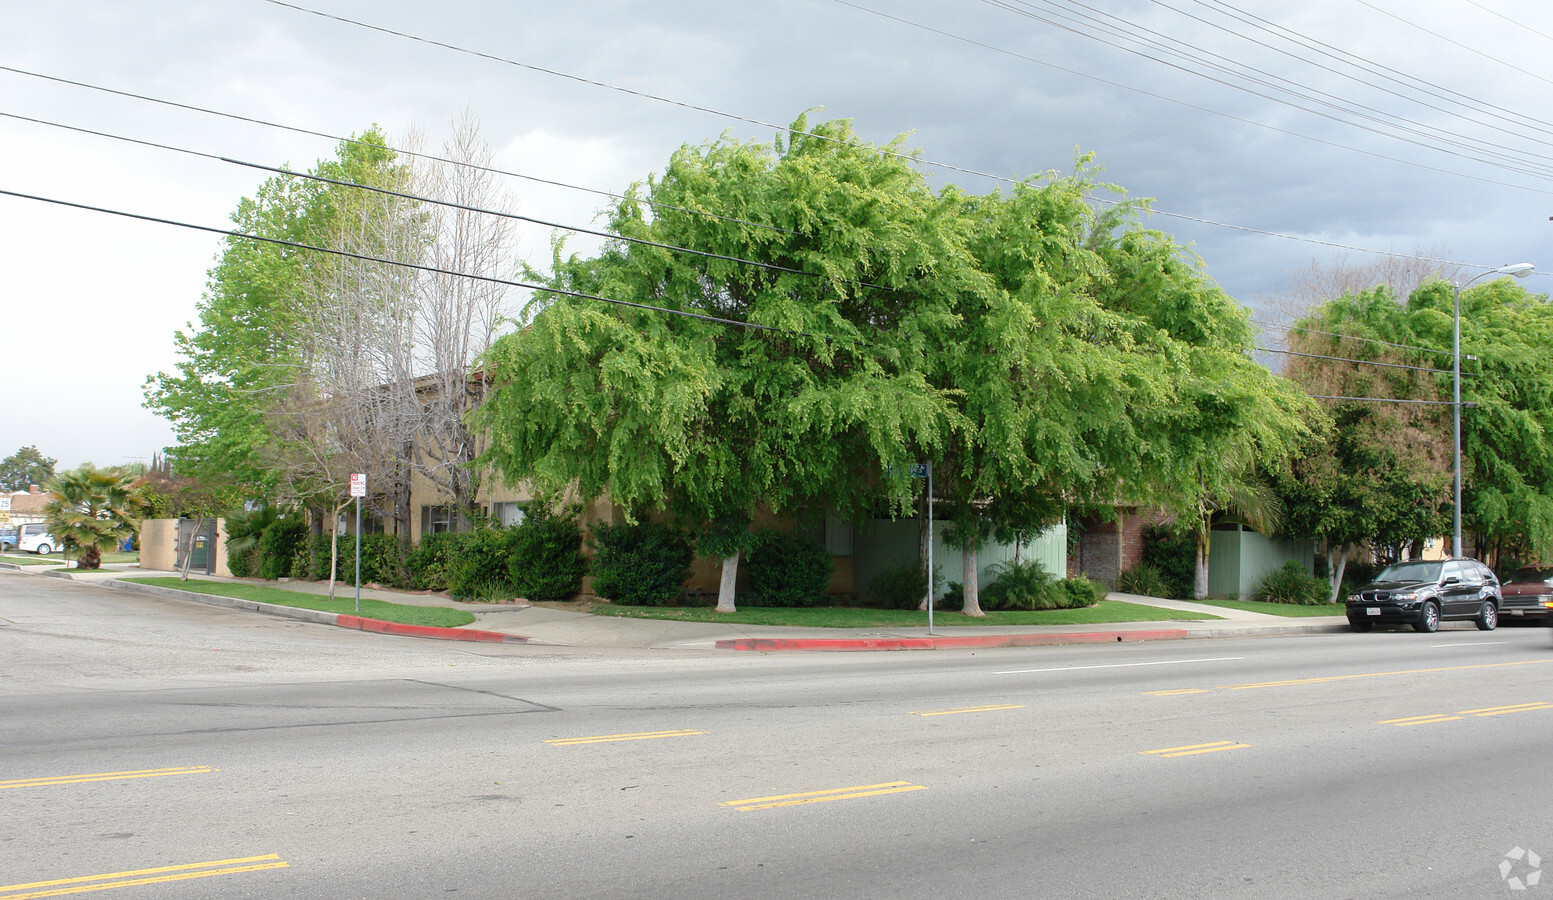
top-left (407, 532), bottom-right (462, 592)
top-left (507, 504), bottom-right (586, 600)
top-left (864, 562), bottom-right (929, 610)
top-left (448, 528), bottom-right (520, 601)
top-left (257, 517), bottom-right (308, 581)
top-left (1253, 561), bottom-right (1330, 605)
top-left (744, 529), bottom-right (834, 607)
top-left (312, 533), bottom-right (408, 587)
top-left (1060, 575), bottom-right (1103, 608)
top-left (1115, 562), bottom-right (1168, 598)
top-left (590, 521), bottom-right (693, 606)
top-left (980, 560), bottom-right (1060, 610)
top-left (1140, 524), bottom-right (1195, 599)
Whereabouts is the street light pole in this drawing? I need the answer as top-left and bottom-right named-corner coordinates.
top-left (1453, 262), bottom-right (1535, 558)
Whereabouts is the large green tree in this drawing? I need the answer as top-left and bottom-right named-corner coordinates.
top-left (478, 118), bottom-right (1316, 612)
top-left (144, 129), bottom-right (401, 501)
top-left (0, 445), bottom-right (56, 493)
top-left (1285, 278), bottom-right (1553, 568)
top-left (478, 118), bottom-right (966, 612)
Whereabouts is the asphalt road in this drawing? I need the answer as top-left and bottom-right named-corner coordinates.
top-left (4, 571), bottom-right (1553, 899)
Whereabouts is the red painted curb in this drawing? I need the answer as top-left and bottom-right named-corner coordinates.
top-left (335, 614), bottom-right (528, 643)
top-left (714, 630), bottom-right (1189, 651)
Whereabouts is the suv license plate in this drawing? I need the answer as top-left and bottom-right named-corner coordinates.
top-left (1366, 607), bottom-right (1381, 616)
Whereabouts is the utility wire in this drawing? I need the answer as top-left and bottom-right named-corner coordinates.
top-left (1254, 319), bottom-right (1455, 358)
top-left (254, 0), bottom-right (1553, 212)
top-left (1349, 0), bottom-right (1553, 90)
top-left (3, 51), bottom-right (1544, 276)
top-left (1308, 394), bottom-right (1463, 406)
top-left (1257, 345), bottom-right (1470, 376)
top-left (0, 187), bottom-right (823, 339)
top-left (983, 0), bottom-right (1553, 177)
top-left (0, 65), bottom-right (797, 238)
top-left (827, 1), bottom-right (1553, 200)
top-left (1, 109), bottom-right (888, 291)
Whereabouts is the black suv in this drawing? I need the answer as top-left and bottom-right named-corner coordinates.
top-left (1346, 558), bottom-right (1501, 633)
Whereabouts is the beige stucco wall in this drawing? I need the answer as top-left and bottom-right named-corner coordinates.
top-left (138, 518), bottom-right (232, 577)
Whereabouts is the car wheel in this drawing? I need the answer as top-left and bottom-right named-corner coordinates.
top-left (1348, 618), bottom-right (1373, 633)
top-left (35, 543), bottom-right (51, 556)
top-left (1476, 601), bottom-right (1499, 631)
top-left (1414, 601), bottom-right (1440, 633)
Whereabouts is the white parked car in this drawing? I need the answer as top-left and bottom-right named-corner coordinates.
top-left (17, 523), bottom-right (57, 555)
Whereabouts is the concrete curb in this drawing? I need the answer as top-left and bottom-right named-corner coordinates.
top-left (715, 629), bottom-right (1191, 651)
top-left (106, 578), bottom-right (528, 644)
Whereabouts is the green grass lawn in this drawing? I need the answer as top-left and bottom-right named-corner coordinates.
top-left (0, 556), bottom-right (62, 566)
top-left (589, 599), bottom-right (1221, 628)
top-left (122, 577), bottom-right (475, 628)
top-left (1189, 598), bottom-right (1347, 617)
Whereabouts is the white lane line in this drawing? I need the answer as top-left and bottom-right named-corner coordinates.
top-left (1428, 642), bottom-right (1508, 647)
top-left (994, 657), bottom-right (1244, 676)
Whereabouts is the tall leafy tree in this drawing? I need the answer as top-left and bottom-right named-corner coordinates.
top-left (144, 129), bottom-right (401, 502)
top-left (477, 117), bottom-right (970, 611)
top-left (478, 117), bottom-right (1316, 612)
top-left (1284, 278), bottom-right (1553, 568)
top-left (0, 446), bottom-right (56, 492)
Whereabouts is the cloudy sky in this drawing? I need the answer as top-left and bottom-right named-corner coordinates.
top-left (4, 0), bottom-right (1549, 469)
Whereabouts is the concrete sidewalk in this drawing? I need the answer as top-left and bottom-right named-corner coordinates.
top-left (7, 563), bottom-right (1353, 651)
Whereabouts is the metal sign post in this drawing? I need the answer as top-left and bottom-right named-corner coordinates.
top-left (349, 474), bottom-right (366, 613)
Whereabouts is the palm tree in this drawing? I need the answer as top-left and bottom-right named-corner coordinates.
top-left (43, 467), bottom-right (147, 569)
top-left (1181, 456), bottom-right (1283, 600)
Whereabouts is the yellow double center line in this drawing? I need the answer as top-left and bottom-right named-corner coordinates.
top-left (722, 781), bottom-right (927, 811)
top-left (544, 729), bottom-right (704, 746)
top-left (0, 855), bottom-right (287, 899)
top-left (909, 704), bottom-right (1025, 717)
top-left (1141, 740), bottom-right (1250, 759)
top-left (1382, 701), bottom-right (1553, 726)
top-left (0, 767), bottom-right (214, 791)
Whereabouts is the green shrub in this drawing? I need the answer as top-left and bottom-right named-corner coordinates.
top-left (1140, 524), bottom-right (1195, 599)
top-left (1115, 562), bottom-right (1168, 597)
top-left (447, 527), bottom-right (519, 601)
top-left (507, 504), bottom-right (586, 600)
top-left (1060, 574), bottom-right (1103, 608)
top-left (864, 562), bottom-right (928, 610)
top-left (223, 507), bottom-right (277, 578)
top-left (589, 520), bottom-right (694, 606)
top-left (311, 533), bottom-right (408, 588)
top-left (257, 516), bottom-right (308, 581)
top-left (406, 532), bottom-right (462, 592)
top-left (980, 560), bottom-right (1060, 610)
top-left (744, 529), bottom-right (833, 607)
top-left (1253, 560), bottom-right (1330, 605)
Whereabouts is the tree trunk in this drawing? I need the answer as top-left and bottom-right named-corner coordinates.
top-left (327, 502), bottom-right (346, 602)
top-left (962, 544), bottom-right (984, 616)
top-left (179, 515), bottom-right (205, 582)
top-left (1328, 547), bottom-right (1349, 604)
top-left (716, 551), bottom-right (740, 613)
top-left (1193, 529), bottom-right (1210, 600)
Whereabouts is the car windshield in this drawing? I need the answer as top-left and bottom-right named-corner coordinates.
top-left (1512, 566), bottom-right (1553, 583)
top-left (1375, 561), bottom-right (1443, 584)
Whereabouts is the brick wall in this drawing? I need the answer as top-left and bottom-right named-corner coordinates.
top-left (1069, 507), bottom-right (1172, 588)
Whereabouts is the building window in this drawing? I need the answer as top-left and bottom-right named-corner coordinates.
top-left (421, 505), bottom-right (456, 534)
top-left (797, 507), bottom-right (854, 557)
top-left (491, 502), bottom-right (526, 528)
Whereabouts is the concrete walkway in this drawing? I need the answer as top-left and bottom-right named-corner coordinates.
top-left (6, 561), bottom-right (1352, 651)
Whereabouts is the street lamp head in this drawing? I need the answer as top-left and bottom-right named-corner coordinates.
top-left (1496, 262), bottom-right (1535, 278)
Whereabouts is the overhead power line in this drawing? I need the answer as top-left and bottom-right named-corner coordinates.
top-left (0, 65), bottom-right (797, 239)
top-left (1254, 319), bottom-right (1455, 358)
top-left (251, 0), bottom-right (1553, 244)
top-left (0, 188), bottom-right (821, 339)
top-left (0, 109), bottom-right (889, 292)
top-left (1256, 345), bottom-right (1468, 377)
